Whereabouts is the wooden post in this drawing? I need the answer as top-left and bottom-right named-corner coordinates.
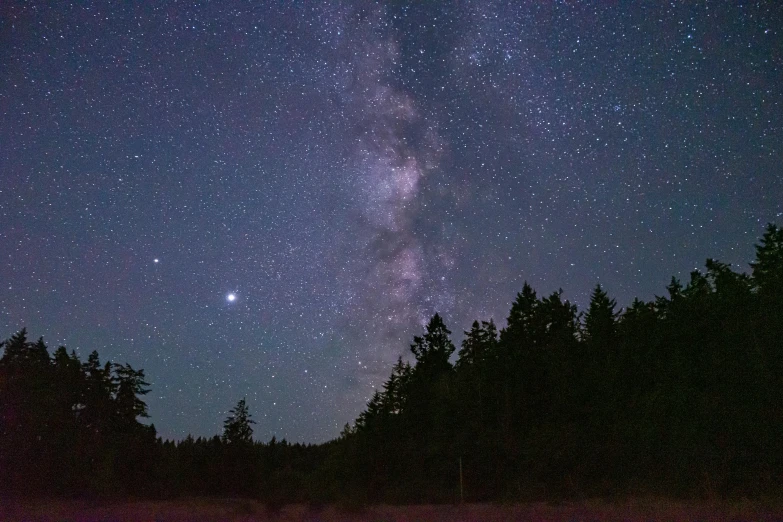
top-left (459, 456), bottom-right (464, 504)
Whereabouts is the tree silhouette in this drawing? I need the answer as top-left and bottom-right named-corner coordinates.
top-left (0, 332), bottom-right (155, 495)
top-left (222, 398), bottom-right (255, 444)
top-left (410, 313), bottom-right (455, 379)
top-left (113, 363), bottom-right (151, 428)
top-left (501, 282), bottom-right (538, 351)
top-left (584, 283), bottom-right (618, 346)
top-left (751, 223), bottom-right (783, 295)
top-left (3, 222), bottom-right (783, 502)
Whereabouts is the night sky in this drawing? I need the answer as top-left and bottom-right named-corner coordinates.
top-left (1, 2), bottom-right (781, 443)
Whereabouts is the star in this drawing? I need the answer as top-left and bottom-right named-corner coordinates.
top-left (226, 293), bottom-right (237, 302)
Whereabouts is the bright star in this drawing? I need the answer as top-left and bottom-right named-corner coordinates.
top-left (154, 258), bottom-right (159, 263)
top-left (227, 293), bottom-right (236, 302)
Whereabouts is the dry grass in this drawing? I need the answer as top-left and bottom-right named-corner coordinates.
top-left (2, 497), bottom-right (782, 521)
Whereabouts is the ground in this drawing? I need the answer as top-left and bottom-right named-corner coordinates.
top-left (2, 497), bottom-right (782, 521)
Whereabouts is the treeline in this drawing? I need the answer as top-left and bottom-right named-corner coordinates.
top-left (0, 335), bottom-right (326, 501)
top-left (0, 332), bottom-right (156, 496)
top-left (329, 223), bottom-right (783, 502)
top-left (1, 224), bottom-right (782, 502)
top-left (153, 400), bottom-right (329, 503)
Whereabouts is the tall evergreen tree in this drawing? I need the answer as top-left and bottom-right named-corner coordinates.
top-left (113, 363), bottom-right (151, 428)
top-left (80, 351), bottom-right (116, 436)
top-left (0, 328), bottom-right (29, 365)
top-left (410, 314), bottom-right (455, 379)
top-left (584, 284), bottom-right (618, 346)
top-left (751, 223), bottom-right (783, 296)
top-left (501, 282), bottom-right (538, 350)
top-left (222, 398), bottom-right (255, 444)
top-left (457, 320), bottom-right (498, 369)
top-left (382, 357), bottom-right (412, 415)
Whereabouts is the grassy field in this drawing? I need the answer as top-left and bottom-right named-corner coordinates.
top-left (2, 497), bottom-right (783, 522)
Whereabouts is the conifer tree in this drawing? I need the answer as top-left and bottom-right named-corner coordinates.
top-left (382, 357), bottom-right (411, 415)
top-left (222, 398), bottom-right (255, 444)
top-left (410, 314), bottom-right (455, 378)
top-left (113, 363), bottom-right (150, 428)
top-left (501, 282), bottom-right (538, 349)
top-left (0, 328), bottom-right (29, 365)
top-left (751, 223), bottom-right (783, 296)
top-left (584, 284), bottom-right (618, 346)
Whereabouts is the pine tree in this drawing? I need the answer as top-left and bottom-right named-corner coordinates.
top-left (222, 398), bottom-right (255, 444)
top-left (410, 314), bottom-right (455, 378)
top-left (456, 320), bottom-right (498, 369)
top-left (355, 390), bottom-right (384, 432)
top-left (501, 282), bottom-right (538, 349)
top-left (382, 357), bottom-right (411, 415)
top-left (80, 350), bottom-right (116, 434)
top-left (113, 363), bottom-right (150, 428)
top-left (751, 223), bottom-right (783, 296)
top-left (0, 328), bottom-right (29, 365)
top-left (584, 284), bottom-right (618, 346)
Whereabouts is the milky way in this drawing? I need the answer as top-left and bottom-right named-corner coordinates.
top-left (1, 2), bottom-right (781, 442)
top-left (340, 7), bottom-right (445, 350)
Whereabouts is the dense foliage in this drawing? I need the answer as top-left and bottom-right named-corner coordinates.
top-left (2, 224), bottom-right (782, 502)
top-left (0, 334), bottom-right (156, 496)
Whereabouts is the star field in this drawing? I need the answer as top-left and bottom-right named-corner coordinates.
top-left (1, 2), bottom-right (781, 442)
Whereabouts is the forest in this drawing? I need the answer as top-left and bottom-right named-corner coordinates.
top-left (1, 223), bottom-right (782, 504)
